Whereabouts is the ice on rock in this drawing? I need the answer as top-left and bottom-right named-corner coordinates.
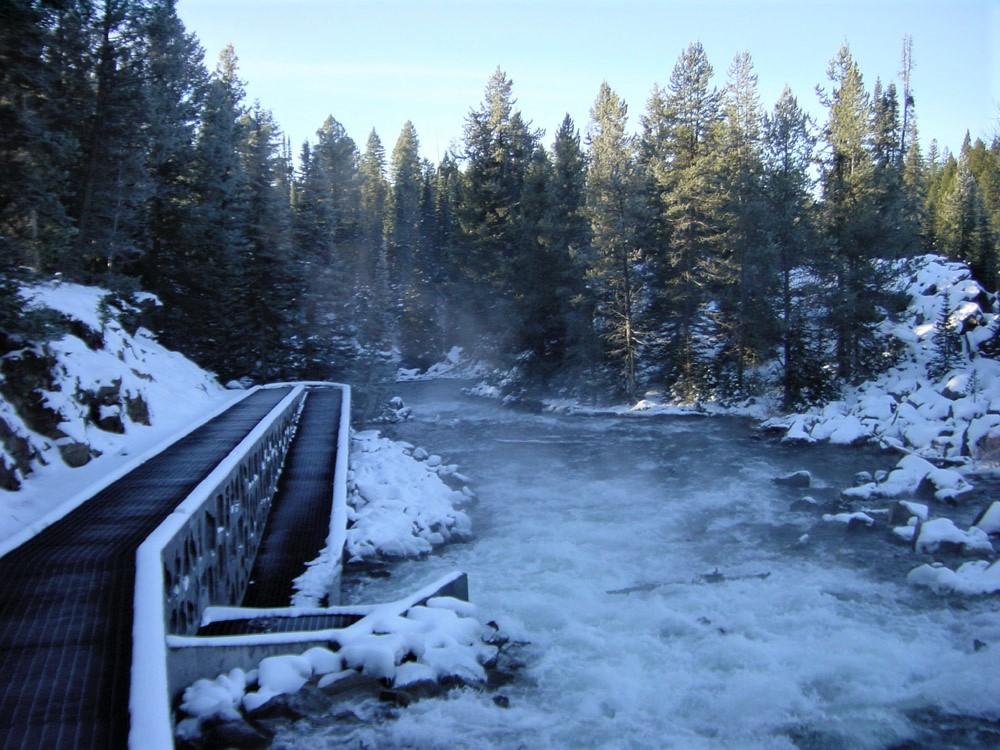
top-left (913, 518), bottom-right (994, 554)
top-left (907, 560), bottom-right (1000, 595)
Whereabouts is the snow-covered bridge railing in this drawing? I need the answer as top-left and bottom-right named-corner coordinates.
top-left (129, 382), bottom-right (351, 750)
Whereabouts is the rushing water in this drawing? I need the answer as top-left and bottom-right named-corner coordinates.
top-left (277, 380), bottom-right (1000, 750)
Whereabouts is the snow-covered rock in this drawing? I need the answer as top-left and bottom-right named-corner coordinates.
top-left (842, 454), bottom-right (973, 503)
top-left (182, 595), bottom-right (496, 742)
top-left (973, 501), bottom-right (1000, 535)
top-left (907, 560), bottom-right (1000, 595)
top-left (913, 518), bottom-right (994, 555)
top-left (822, 511), bottom-right (875, 528)
top-left (346, 430), bottom-right (472, 560)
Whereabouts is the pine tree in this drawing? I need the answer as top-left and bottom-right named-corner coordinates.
top-left (928, 292), bottom-right (963, 379)
top-left (585, 82), bottom-right (645, 398)
top-left (139, 0), bottom-right (207, 300)
top-left (357, 129), bottom-right (391, 349)
top-left (459, 68), bottom-right (538, 347)
top-left (178, 44), bottom-right (251, 378)
top-left (238, 103), bottom-right (297, 378)
top-left (818, 43), bottom-right (889, 382)
top-left (550, 115), bottom-right (596, 377)
top-left (71, 0), bottom-right (151, 278)
top-left (939, 140), bottom-right (992, 281)
top-left (388, 121), bottom-right (422, 298)
top-left (0, 0), bottom-right (75, 277)
top-left (715, 51), bottom-right (772, 396)
top-left (645, 42), bottom-right (725, 396)
top-left (763, 86), bottom-right (822, 408)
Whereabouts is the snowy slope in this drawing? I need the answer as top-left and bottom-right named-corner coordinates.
top-left (765, 255), bottom-right (1000, 466)
top-left (0, 281), bottom-right (230, 544)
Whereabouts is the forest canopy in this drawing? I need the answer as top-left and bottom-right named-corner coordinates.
top-left (2, 1), bottom-right (999, 407)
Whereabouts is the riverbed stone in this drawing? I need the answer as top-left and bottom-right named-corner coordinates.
top-left (773, 470), bottom-right (812, 488)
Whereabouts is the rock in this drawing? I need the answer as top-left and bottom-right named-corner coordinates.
top-left (913, 518), bottom-right (994, 555)
top-left (773, 470), bottom-right (812, 488)
top-left (412, 447), bottom-right (429, 461)
top-left (389, 396), bottom-right (405, 410)
top-left (378, 688), bottom-right (413, 707)
top-left (201, 716), bottom-right (272, 749)
top-left (243, 693), bottom-right (302, 721)
top-left (57, 440), bottom-right (93, 468)
top-left (493, 694), bottom-right (511, 708)
top-left (0, 456), bottom-right (20, 490)
top-left (95, 404), bottom-right (125, 433)
top-left (125, 392), bottom-right (150, 425)
top-left (790, 496), bottom-right (819, 512)
top-left (854, 471), bottom-right (873, 485)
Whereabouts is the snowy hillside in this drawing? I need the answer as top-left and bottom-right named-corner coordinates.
top-left (0, 281), bottom-right (229, 543)
top-left (767, 255), bottom-right (1000, 467)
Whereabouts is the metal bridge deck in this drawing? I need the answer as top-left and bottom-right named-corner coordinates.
top-left (0, 387), bottom-right (292, 750)
top-left (241, 387), bottom-right (342, 608)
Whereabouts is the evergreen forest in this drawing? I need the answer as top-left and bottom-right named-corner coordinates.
top-left (3, 1), bottom-right (1000, 409)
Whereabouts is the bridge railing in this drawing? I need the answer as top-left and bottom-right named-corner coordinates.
top-left (129, 384), bottom-right (307, 749)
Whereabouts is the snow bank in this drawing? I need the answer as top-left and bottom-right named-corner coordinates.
top-left (776, 256), bottom-right (1000, 465)
top-left (176, 596), bottom-right (494, 740)
top-left (346, 430), bottom-right (472, 560)
top-left (396, 347), bottom-right (489, 382)
top-left (0, 281), bottom-right (227, 545)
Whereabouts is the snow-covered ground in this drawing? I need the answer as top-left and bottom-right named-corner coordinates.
top-left (0, 281), bottom-right (230, 547)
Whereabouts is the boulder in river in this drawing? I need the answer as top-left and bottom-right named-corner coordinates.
top-left (773, 470), bottom-right (812, 488)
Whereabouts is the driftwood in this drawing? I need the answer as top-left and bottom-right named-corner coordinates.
top-left (606, 568), bottom-right (771, 595)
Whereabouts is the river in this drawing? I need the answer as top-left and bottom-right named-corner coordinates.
top-left (276, 380), bottom-right (1000, 750)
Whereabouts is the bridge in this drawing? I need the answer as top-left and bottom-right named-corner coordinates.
top-left (0, 383), bottom-right (468, 749)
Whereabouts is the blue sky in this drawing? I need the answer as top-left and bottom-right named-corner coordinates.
top-left (177, 0), bottom-right (999, 163)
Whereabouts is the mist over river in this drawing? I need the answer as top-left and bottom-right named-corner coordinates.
top-left (278, 380), bottom-right (1000, 750)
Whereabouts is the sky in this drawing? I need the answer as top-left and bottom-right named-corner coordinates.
top-left (176, 0), bottom-right (1000, 164)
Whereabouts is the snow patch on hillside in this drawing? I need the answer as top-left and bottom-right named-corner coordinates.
top-left (0, 281), bottom-right (229, 545)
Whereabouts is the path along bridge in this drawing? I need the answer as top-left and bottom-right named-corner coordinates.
top-left (0, 383), bottom-right (466, 749)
